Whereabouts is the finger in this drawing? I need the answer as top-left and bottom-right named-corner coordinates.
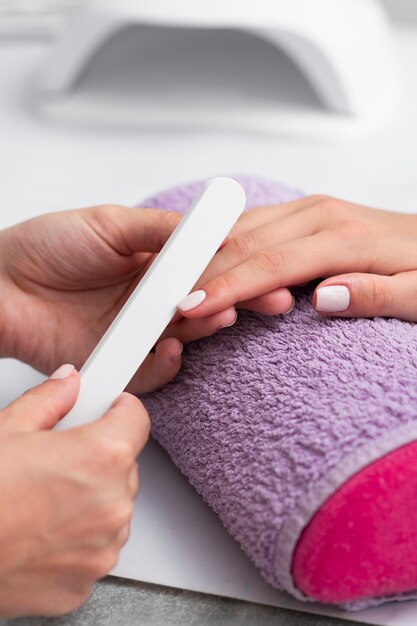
top-left (0, 365), bottom-right (80, 433)
top-left (196, 207), bottom-right (322, 290)
top-left (238, 288), bottom-right (294, 315)
top-left (178, 231), bottom-right (356, 318)
top-left (126, 338), bottom-right (183, 395)
top-left (160, 307), bottom-right (237, 344)
top-left (313, 270), bottom-right (417, 322)
top-left (228, 195), bottom-right (316, 237)
top-left (86, 392), bottom-right (150, 458)
top-left (85, 206), bottom-right (182, 255)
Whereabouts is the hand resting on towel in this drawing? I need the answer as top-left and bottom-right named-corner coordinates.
top-left (177, 195), bottom-right (417, 323)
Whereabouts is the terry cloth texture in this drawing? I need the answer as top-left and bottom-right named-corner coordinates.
top-left (141, 176), bottom-right (417, 609)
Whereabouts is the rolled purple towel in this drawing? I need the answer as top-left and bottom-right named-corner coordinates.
top-left (141, 176), bottom-right (417, 609)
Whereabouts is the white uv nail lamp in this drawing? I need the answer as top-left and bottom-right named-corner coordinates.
top-left (56, 177), bottom-right (246, 430)
top-left (37, 0), bottom-right (398, 135)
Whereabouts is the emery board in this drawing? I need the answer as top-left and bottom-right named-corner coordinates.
top-left (56, 177), bottom-right (246, 430)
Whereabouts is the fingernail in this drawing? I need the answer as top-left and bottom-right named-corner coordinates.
top-left (49, 364), bottom-right (75, 380)
top-left (282, 296), bottom-right (295, 316)
top-left (316, 285), bottom-right (350, 312)
top-left (170, 343), bottom-right (183, 363)
top-left (220, 311), bottom-right (238, 329)
top-left (178, 290), bottom-right (206, 312)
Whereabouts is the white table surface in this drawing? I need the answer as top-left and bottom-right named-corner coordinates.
top-left (2, 25), bottom-right (417, 626)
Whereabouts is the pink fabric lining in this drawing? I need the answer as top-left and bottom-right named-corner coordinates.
top-left (292, 440), bottom-right (417, 603)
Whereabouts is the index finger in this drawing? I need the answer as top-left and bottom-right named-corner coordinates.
top-left (228, 195), bottom-right (314, 237)
top-left (180, 231), bottom-right (365, 318)
top-left (83, 392), bottom-right (150, 459)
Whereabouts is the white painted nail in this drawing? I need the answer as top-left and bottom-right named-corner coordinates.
top-left (282, 296), bottom-right (295, 316)
top-left (170, 344), bottom-right (184, 364)
top-left (178, 290), bottom-right (207, 312)
top-left (316, 285), bottom-right (350, 312)
top-left (50, 364), bottom-right (75, 380)
top-left (221, 311), bottom-right (238, 328)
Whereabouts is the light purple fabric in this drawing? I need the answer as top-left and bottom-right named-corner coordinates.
top-left (140, 176), bottom-right (417, 609)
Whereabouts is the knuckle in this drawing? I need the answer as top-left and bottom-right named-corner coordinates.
top-left (252, 249), bottom-right (285, 275)
top-left (94, 203), bottom-right (123, 219)
top-left (354, 276), bottom-right (391, 315)
top-left (116, 501), bottom-right (134, 527)
top-left (94, 501), bottom-right (133, 536)
top-left (90, 548), bottom-right (119, 579)
top-left (90, 204), bottom-right (124, 229)
top-left (228, 231), bottom-right (258, 258)
top-left (110, 440), bottom-right (133, 466)
top-left (88, 204), bottom-right (130, 251)
top-left (208, 273), bottom-right (237, 299)
top-left (366, 278), bottom-right (392, 314)
top-left (311, 195), bottom-right (345, 220)
top-left (308, 193), bottom-right (331, 205)
top-left (106, 502), bottom-right (134, 532)
top-left (99, 438), bottom-right (133, 468)
top-left (129, 471), bottom-right (140, 497)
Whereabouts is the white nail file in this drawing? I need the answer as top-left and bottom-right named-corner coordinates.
top-left (56, 177), bottom-right (246, 430)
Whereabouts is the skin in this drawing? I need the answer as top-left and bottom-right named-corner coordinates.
top-left (178, 195), bottom-right (417, 323)
top-left (0, 204), bottom-right (240, 617)
top-left (0, 204), bottom-right (238, 391)
top-left (0, 369), bottom-right (147, 617)
top-left (1, 196), bottom-right (415, 616)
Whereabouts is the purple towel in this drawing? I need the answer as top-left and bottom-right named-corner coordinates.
top-left (141, 176), bottom-right (417, 609)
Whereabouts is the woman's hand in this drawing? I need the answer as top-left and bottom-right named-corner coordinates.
top-left (0, 365), bottom-right (147, 618)
top-left (176, 195), bottom-right (417, 322)
top-left (0, 205), bottom-right (237, 392)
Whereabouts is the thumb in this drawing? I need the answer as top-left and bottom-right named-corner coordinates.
top-left (84, 206), bottom-right (182, 254)
top-left (1, 364), bottom-right (80, 433)
top-left (82, 392), bottom-right (150, 459)
top-left (313, 271), bottom-right (417, 322)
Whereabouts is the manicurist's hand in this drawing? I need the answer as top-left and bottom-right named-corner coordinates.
top-left (176, 195), bottom-right (417, 322)
top-left (0, 206), bottom-right (237, 391)
top-left (0, 364), bottom-right (147, 617)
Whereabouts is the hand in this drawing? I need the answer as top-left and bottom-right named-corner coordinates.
top-left (0, 205), bottom-right (236, 392)
top-left (0, 364), bottom-right (148, 618)
top-left (176, 195), bottom-right (417, 322)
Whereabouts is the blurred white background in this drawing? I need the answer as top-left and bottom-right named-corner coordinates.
top-left (0, 0), bottom-right (85, 33)
top-left (0, 0), bottom-right (416, 218)
top-left (1, 0), bottom-right (417, 34)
